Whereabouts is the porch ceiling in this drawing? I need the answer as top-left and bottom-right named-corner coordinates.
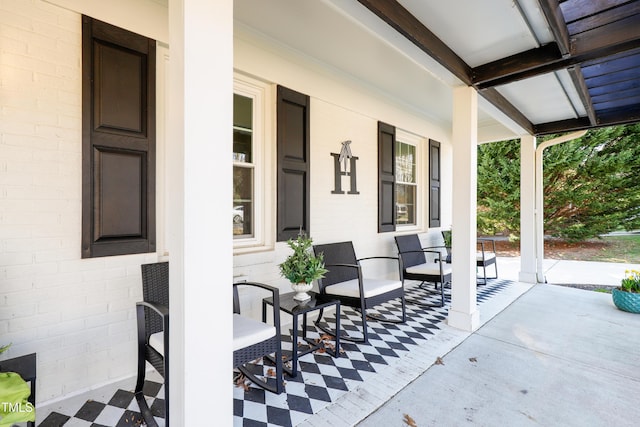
top-left (234, 0), bottom-right (640, 139)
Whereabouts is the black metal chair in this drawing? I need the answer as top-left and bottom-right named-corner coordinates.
top-left (441, 231), bottom-right (499, 285)
top-left (135, 262), bottom-right (169, 427)
top-left (477, 238), bottom-right (498, 285)
top-left (395, 234), bottom-right (451, 307)
top-left (233, 281), bottom-right (284, 394)
top-left (312, 241), bottom-right (406, 344)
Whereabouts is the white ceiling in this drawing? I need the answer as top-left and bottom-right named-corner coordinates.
top-left (234, 0), bottom-right (583, 142)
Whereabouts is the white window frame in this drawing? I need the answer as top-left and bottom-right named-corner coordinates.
top-left (233, 73), bottom-right (274, 253)
top-left (395, 129), bottom-right (425, 231)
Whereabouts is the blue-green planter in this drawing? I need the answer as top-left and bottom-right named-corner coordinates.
top-left (612, 288), bottom-right (640, 313)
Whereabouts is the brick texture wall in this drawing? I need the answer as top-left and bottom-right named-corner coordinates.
top-left (0, 0), bottom-right (157, 403)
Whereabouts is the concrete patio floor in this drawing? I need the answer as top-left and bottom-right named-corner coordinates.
top-left (358, 283), bottom-right (640, 426)
top-left (300, 257), bottom-right (640, 426)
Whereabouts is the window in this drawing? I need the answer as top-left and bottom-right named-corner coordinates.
top-left (395, 139), bottom-right (417, 225)
top-left (395, 130), bottom-right (421, 226)
top-left (233, 93), bottom-right (254, 238)
top-left (233, 75), bottom-right (271, 250)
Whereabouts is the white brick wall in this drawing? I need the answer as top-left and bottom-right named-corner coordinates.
top-left (1, 0), bottom-right (157, 403)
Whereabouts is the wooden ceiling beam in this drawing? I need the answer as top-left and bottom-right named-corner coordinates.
top-left (567, 65), bottom-right (598, 126)
top-left (356, 0), bottom-right (473, 85)
top-left (538, 0), bottom-right (571, 56)
top-left (479, 88), bottom-right (535, 135)
top-left (534, 105), bottom-right (640, 135)
top-left (473, 43), bottom-right (562, 86)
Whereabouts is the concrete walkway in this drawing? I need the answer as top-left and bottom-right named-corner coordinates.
top-left (497, 256), bottom-right (640, 286)
top-left (358, 262), bottom-right (640, 426)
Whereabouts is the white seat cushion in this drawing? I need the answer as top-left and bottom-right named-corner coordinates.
top-left (233, 313), bottom-right (276, 351)
top-left (149, 332), bottom-right (165, 357)
top-left (406, 262), bottom-right (452, 276)
top-left (477, 252), bottom-right (496, 262)
top-left (324, 278), bottom-right (402, 299)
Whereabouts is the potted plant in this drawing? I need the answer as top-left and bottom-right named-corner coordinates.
top-left (612, 269), bottom-right (640, 313)
top-left (279, 233), bottom-right (328, 302)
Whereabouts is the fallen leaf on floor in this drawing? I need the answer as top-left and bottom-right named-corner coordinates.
top-left (267, 368), bottom-right (275, 377)
top-left (469, 357), bottom-right (477, 362)
top-left (434, 356), bottom-right (444, 365)
top-left (403, 413), bottom-right (417, 426)
top-left (320, 334), bottom-right (333, 341)
top-left (235, 373), bottom-right (250, 391)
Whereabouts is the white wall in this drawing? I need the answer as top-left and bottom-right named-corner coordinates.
top-left (0, 0), bottom-right (158, 403)
top-left (232, 28), bottom-right (454, 317)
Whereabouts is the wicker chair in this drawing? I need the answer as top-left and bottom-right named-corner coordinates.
top-left (233, 282), bottom-right (284, 394)
top-left (476, 238), bottom-right (498, 284)
top-left (441, 231), bottom-right (499, 285)
top-left (395, 234), bottom-right (451, 307)
top-left (312, 241), bottom-right (405, 344)
top-left (135, 262), bottom-right (169, 427)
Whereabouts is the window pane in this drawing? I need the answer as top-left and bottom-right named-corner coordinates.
top-left (233, 93), bottom-right (254, 238)
top-left (233, 166), bottom-right (253, 237)
top-left (233, 94), bottom-right (252, 163)
top-left (396, 142), bottom-right (415, 184)
top-left (396, 183), bottom-right (416, 225)
top-left (395, 140), bottom-right (416, 225)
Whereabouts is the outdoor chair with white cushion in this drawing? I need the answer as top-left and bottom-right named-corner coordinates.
top-left (441, 231), bottom-right (499, 285)
top-left (312, 241), bottom-right (406, 344)
top-left (136, 262), bottom-right (170, 427)
top-left (477, 238), bottom-right (498, 285)
top-left (395, 234), bottom-right (452, 307)
top-left (233, 281), bottom-right (283, 394)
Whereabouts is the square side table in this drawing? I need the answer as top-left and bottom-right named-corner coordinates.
top-left (263, 291), bottom-right (340, 377)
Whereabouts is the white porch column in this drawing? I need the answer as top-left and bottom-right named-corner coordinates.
top-left (168, 0), bottom-right (233, 425)
top-left (519, 134), bottom-right (538, 283)
top-left (448, 86), bottom-right (480, 332)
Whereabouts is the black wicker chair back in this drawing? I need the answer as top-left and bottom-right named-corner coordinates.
top-left (313, 241), bottom-right (359, 289)
top-left (135, 262), bottom-right (169, 427)
top-left (312, 241), bottom-right (405, 344)
top-left (394, 234), bottom-right (427, 269)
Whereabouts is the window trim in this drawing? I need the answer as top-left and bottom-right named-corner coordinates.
top-left (233, 74), bottom-right (274, 253)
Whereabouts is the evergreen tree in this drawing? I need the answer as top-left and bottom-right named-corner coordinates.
top-left (477, 124), bottom-right (640, 240)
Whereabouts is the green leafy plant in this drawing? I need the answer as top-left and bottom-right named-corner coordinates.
top-left (442, 230), bottom-right (452, 248)
top-left (0, 343), bottom-right (11, 354)
top-left (279, 234), bottom-right (328, 284)
top-left (620, 269), bottom-right (640, 293)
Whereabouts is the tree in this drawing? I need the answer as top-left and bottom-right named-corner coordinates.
top-left (477, 124), bottom-right (640, 240)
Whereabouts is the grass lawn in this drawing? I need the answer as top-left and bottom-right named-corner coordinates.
top-left (495, 234), bottom-right (640, 264)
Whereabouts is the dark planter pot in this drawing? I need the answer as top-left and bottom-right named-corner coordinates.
top-left (612, 288), bottom-right (640, 313)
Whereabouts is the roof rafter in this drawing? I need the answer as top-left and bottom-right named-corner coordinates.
top-left (356, 0), bottom-right (473, 85)
top-left (567, 65), bottom-right (597, 126)
top-left (474, 12), bottom-right (640, 89)
top-left (538, 0), bottom-right (571, 56)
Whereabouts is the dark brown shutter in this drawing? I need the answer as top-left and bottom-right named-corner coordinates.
top-left (429, 139), bottom-right (441, 227)
top-left (378, 122), bottom-right (396, 233)
top-left (82, 16), bottom-right (156, 258)
top-left (277, 86), bottom-right (310, 241)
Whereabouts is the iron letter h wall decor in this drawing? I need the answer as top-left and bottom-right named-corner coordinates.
top-left (331, 140), bottom-right (359, 194)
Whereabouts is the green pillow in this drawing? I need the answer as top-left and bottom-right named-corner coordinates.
top-left (0, 372), bottom-right (35, 425)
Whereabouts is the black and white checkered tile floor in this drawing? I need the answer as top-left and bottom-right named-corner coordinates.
top-left (38, 279), bottom-right (512, 427)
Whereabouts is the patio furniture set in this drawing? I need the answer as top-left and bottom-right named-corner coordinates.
top-left (133, 233), bottom-right (498, 426)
